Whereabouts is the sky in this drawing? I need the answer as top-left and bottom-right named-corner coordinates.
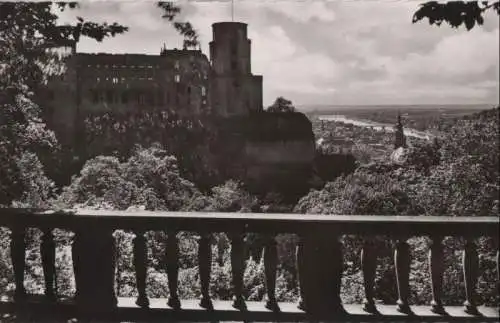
top-left (58, 0), bottom-right (500, 108)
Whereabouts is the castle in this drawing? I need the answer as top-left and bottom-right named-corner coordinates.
top-left (45, 22), bottom-right (316, 198)
top-left (45, 22), bottom-right (264, 142)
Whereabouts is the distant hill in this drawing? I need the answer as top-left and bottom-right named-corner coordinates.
top-left (298, 104), bottom-right (496, 115)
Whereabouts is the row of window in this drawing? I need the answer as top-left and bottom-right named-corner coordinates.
top-left (91, 90), bottom-right (174, 106)
top-left (93, 75), bottom-right (181, 84)
top-left (86, 64), bottom-right (159, 69)
top-left (89, 87), bottom-right (206, 106)
top-left (84, 61), bottom-right (181, 69)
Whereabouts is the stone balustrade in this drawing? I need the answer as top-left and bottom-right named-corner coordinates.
top-left (0, 209), bottom-right (498, 322)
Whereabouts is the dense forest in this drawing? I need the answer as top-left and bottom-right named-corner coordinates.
top-left (1, 1), bottom-right (499, 309)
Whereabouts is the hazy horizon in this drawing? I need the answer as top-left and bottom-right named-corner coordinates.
top-left (296, 103), bottom-right (498, 112)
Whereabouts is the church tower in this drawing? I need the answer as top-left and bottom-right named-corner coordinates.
top-left (394, 111), bottom-right (407, 149)
top-left (209, 22), bottom-right (263, 117)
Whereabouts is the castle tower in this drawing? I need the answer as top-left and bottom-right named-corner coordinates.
top-left (394, 111), bottom-right (407, 149)
top-left (209, 22), bottom-right (263, 117)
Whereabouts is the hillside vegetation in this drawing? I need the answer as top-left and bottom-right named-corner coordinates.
top-left (1, 106), bottom-right (498, 306)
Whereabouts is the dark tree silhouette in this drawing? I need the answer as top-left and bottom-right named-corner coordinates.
top-left (266, 97), bottom-right (296, 113)
top-left (157, 2), bottom-right (200, 49)
top-left (413, 1), bottom-right (500, 30)
top-left (0, 2), bottom-right (128, 205)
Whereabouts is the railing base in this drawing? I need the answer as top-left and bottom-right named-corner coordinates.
top-left (1, 296), bottom-right (499, 322)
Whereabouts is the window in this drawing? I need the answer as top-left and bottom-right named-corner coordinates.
top-left (96, 77), bottom-right (100, 82)
top-left (157, 91), bottom-right (165, 106)
top-left (147, 92), bottom-right (154, 106)
top-left (231, 41), bottom-right (238, 56)
top-left (112, 77), bottom-right (119, 84)
top-left (174, 61), bottom-right (180, 69)
top-left (121, 91), bottom-right (128, 104)
top-left (106, 90), bottom-right (114, 103)
top-left (92, 90), bottom-right (99, 104)
top-left (138, 92), bottom-right (146, 106)
top-left (174, 74), bottom-right (180, 83)
top-left (201, 86), bottom-right (206, 97)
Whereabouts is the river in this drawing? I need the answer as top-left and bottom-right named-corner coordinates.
top-left (317, 115), bottom-right (434, 140)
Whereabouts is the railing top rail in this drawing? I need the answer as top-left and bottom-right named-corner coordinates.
top-left (1, 208), bottom-right (498, 237)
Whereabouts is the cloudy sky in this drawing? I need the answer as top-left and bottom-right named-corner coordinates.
top-left (58, 0), bottom-right (500, 108)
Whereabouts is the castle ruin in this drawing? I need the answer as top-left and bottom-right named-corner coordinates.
top-left (45, 22), bottom-right (315, 198)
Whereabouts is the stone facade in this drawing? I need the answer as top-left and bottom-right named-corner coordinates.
top-left (44, 47), bottom-right (211, 144)
top-left (209, 22), bottom-right (263, 116)
top-left (45, 22), bottom-right (263, 144)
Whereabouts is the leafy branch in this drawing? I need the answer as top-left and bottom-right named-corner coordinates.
top-left (413, 1), bottom-right (500, 30)
top-left (157, 2), bottom-right (199, 49)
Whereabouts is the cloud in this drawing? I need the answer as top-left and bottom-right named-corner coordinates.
top-left (55, 0), bottom-right (499, 106)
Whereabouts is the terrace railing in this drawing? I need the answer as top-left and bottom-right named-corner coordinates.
top-left (0, 208), bottom-right (499, 322)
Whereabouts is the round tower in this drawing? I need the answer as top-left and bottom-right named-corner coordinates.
top-left (210, 22), bottom-right (251, 75)
top-left (209, 22), bottom-right (263, 117)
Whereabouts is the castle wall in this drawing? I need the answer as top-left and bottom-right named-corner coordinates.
top-left (45, 50), bottom-right (210, 145)
top-left (245, 140), bottom-right (315, 164)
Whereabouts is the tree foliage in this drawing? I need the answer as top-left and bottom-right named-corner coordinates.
top-left (0, 2), bottom-right (127, 206)
top-left (82, 109), bottom-right (221, 191)
top-left (413, 1), bottom-right (500, 30)
top-left (157, 2), bottom-right (199, 49)
top-left (56, 145), bottom-right (208, 211)
top-left (266, 97), bottom-right (296, 113)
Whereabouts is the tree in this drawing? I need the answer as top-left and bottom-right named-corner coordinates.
top-left (413, 1), bottom-right (500, 30)
top-left (56, 145), bottom-right (207, 211)
top-left (0, 2), bottom-right (128, 206)
top-left (266, 97), bottom-right (296, 113)
top-left (82, 108), bottom-right (222, 191)
top-left (157, 2), bottom-right (199, 49)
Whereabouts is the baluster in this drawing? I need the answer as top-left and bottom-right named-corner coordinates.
top-left (329, 234), bottom-right (344, 314)
top-left (494, 238), bottom-right (499, 294)
top-left (198, 233), bottom-right (213, 310)
top-left (230, 232), bottom-right (246, 310)
top-left (110, 229), bottom-right (118, 307)
top-left (497, 247), bottom-right (499, 293)
top-left (133, 230), bottom-right (149, 308)
top-left (296, 236), bottom-right (307, 312)
top-left (41, 228), bottom-right (56, 301)
top-left (72, 230), bottom-right (81, 303)
top-left (361, 239), bottom-right (377, 314)
top-left (10, 227), bottom-right (26, 302)
top-left (166, 230), bottom-right (180, 310)
top-left (429, 236), bottom-right (445, 314)
top-left (394, 238), bottom-right (412, 314)
top-left (263, 234), bottom-right (279, 312)
top-left (462, 239), bottom-right (479, 315)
